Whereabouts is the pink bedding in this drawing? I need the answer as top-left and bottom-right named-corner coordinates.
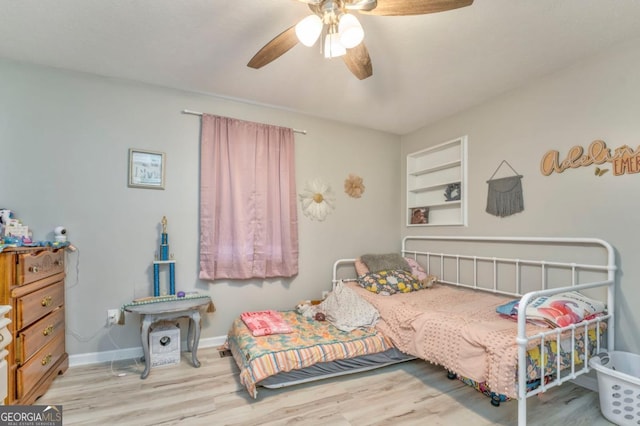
top-left (240, 310), bottom-right (293, 337)
top-left (345, 281), bottom-right (556, 399)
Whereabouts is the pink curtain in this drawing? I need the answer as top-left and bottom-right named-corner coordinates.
top-left (199, 114), bottom-right (299, 280)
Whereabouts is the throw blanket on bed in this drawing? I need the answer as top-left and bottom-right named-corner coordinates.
top-left (345, 281), bottom-right (601, 399)
top-left (318, 280), bottom-right (379, 331)
top-left (240, 310), bottom-right (293, 337)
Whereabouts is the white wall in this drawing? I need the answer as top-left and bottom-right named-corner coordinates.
top-left (4, 35), bottom-right (638, 360)
top-left (0, 59), bottom-right (401, 356)
top-left (401, 37), bottom-right (640, 354)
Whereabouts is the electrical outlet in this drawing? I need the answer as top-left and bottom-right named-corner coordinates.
top-left (106, 309), bottom-right (119, 326)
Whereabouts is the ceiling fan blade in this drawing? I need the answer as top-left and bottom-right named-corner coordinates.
top-left (362, 0), bottom-right (473, 16)
top-left (343, 42), bottom-right (373, 80)
top-left (247, 26), bottom-right (299, 69)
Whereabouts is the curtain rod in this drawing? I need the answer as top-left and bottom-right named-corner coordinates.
top-left (181, 109), bottom-right (307, 135)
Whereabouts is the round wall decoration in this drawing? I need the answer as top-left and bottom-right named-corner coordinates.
top-left (344, 173), bottom-right (365, 198)
top-left (299, 178), bottom-right (335, 221)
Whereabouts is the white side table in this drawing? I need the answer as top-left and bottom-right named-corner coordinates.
top-left (124, 296), bottom-right (212, 379)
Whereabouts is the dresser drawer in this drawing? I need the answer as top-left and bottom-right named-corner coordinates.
top-left (17, 307), bottom-right (65, 364)
top-left (16, 335), bottom-right (65, 400)
top-left (16, 281), bottom-right (64, 330)
top-left (16, 249), bottom-right (64, 286)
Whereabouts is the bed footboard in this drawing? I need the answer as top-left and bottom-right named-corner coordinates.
top-left (404, 236), bottom-right (615, 426)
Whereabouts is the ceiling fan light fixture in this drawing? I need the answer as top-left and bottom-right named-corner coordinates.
top-left (324, 32), bottom-right (346, 58)
top-left (295, 14), bottom-right (323, 47)
top-left (248, 0), bottom-right (474, 79)
top-left (338, 13), bottom-right (364, 48)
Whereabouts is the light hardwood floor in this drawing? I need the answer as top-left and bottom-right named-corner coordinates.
top-left (38, 347), bottom-right (613, 425)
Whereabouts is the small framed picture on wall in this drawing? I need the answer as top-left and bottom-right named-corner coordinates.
top-left (409, 207), bottom-right (429, 225)
top-left (128, 148), bottom-right (165, 189)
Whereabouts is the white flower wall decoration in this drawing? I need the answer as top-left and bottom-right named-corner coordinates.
top-left (299, 178), bottom-right (335, 221)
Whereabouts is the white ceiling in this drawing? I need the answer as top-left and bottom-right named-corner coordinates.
top-left (2, 0), bottom-right (640, 135)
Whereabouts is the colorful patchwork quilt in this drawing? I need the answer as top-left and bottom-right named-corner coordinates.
top-left (227, 310), bottom-right (395, 398)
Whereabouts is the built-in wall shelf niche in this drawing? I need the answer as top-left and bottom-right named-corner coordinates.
top-left (407, 136), bottom-right (468, 226)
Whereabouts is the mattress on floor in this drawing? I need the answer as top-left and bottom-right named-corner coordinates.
top-left (227, 310), bottom-right (409, 398)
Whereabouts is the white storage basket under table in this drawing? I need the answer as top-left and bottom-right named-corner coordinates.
top-left (123, 295), bottom-right (213, 378)
top-left (590, 351), bottom-right (640, 426)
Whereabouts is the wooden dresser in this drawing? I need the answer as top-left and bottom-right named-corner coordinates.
top-left (0, 247), bottom-right (68, 405)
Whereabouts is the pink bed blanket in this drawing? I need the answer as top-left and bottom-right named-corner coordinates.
top-left (345, 281), bottom-right (562, 399)
top-left (240, 310), bottom-right (293, 337)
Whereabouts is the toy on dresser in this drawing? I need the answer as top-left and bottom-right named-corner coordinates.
top-left (0, 209), bottom-right (12, 229)
top-left (0, 209), bottom-right (10, 241)
top-left (0, 210), bottom-right (76, 252)
top-left (0, 209), bottom-right (33, 245)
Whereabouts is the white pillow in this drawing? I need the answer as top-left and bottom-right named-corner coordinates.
top-left (319, 281), bottom-right (379, 332)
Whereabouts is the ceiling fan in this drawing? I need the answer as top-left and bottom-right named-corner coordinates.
top-left (247, 0), bottom-right (474, 80)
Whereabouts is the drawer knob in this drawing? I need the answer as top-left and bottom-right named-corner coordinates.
top-left (41, 296), bottom-right (53, 307)
top-left (43, 325), bottom-right (55, 336)
top-left (29, 266), bottom-right (39, 273)
top-left (41, 353), bottom-right (52, 366)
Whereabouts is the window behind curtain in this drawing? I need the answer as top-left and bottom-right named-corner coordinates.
top-left (199, 114), bottom-right (299, 280)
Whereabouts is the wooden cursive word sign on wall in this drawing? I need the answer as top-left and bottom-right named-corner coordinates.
top-left (540, 140), bottom-right (640, 176)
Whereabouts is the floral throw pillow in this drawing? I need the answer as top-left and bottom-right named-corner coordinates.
top-left (358, 270), bottom-right (423, 295)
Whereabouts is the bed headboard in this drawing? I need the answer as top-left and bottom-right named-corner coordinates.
top-left (401, 236), bottom-right (614, 295)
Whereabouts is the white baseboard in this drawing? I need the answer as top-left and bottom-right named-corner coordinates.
top-left (68, 335), bottom-right (228, 367)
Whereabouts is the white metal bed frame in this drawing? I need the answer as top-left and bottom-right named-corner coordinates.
top-left (332, 236), bottom-right (616, 426)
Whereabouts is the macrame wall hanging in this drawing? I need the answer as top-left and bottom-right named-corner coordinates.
top-left (486, 160), bottom-right (524, 217)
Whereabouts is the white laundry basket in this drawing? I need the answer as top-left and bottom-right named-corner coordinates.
top-left (589, 351), bottom-right (640, 426)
